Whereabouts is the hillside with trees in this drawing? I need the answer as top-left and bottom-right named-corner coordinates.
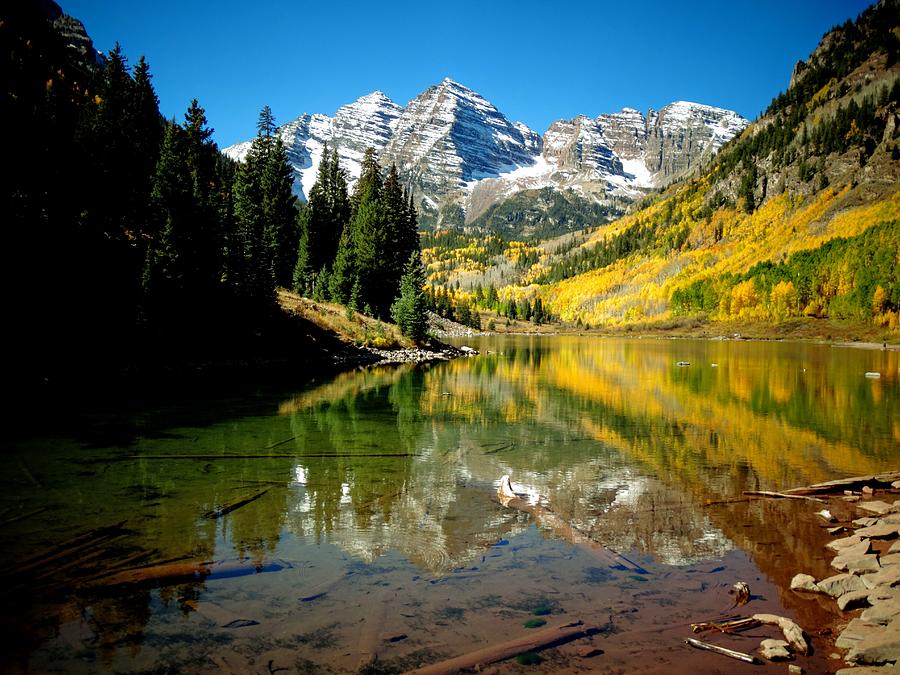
top-left (423, 0), bottom-right (899, 335)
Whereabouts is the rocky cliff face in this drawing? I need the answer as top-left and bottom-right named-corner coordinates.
top-left (380, 78), bottom-right (540, 204)
top-left (223, 79), bottom-right (748, 228)
top-left (645, 101), bottom-right (747, 180)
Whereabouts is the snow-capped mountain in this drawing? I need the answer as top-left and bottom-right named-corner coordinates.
top-left (223, 79), bottom-right (748, 226)
top-left (223, 91), bottom-right (402, 198)
top-left (378, 78), bottom-right (540, 206)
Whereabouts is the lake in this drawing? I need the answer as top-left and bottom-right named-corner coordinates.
top-left (2, 336), bottom-right (898, 673)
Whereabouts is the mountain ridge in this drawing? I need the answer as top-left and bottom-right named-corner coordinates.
top-left (222, 79), bottom-right (748, 232)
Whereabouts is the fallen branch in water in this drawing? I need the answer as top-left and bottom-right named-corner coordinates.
top-left (203, 489), bottom-right (269, 519)
top-left (404, 621), bottom-right (599, 675)
top-left (742, 490), bottom-right (825, 503)
top-left (684, 637), bottom-right (759, 664)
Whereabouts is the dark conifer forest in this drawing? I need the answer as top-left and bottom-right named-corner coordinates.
top-left (2, 2), bottom-right (423, 398)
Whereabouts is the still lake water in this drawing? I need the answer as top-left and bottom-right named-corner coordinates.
top-left (2, 336), bottom-right (898, 673)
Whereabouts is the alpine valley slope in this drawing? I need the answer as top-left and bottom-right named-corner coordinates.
top-left (223, 78), bottom-right (747, 234)
top-left (466, 0), bottom-right (900, 331)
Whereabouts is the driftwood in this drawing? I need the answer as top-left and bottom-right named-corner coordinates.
top-left (785, 471), bottom-right (900, 495)
top-left (691, 617), bottom-right (759, 634)
top-left (684, 637), bottom-right (759, 664)
top-left (729, 582), bottom-right (750, 607)
top-left (751, 613), bottom-right (808, 655)
top-left (404, 621), bottom-right (599, 675)
top-left (203, 489), bottom-right (269, 519)
top-left (690, 613), bottom-right (808, 655)
top-left (88, 558), bottom-right (291, 588)
top-left (742, 490), bottom-right (825, 503)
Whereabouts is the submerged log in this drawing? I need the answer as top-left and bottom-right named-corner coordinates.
top-left (87, 558), bottom-right (292, 588)
top-left (742, 490), bottom-right (825, 503)
top-left (203, 489), bottom-right (269, 519)
top-left (404, 621), bottom-right (599, 675)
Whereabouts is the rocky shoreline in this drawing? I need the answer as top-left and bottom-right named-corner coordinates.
top-left (784, 472), bottom-right (900, 672)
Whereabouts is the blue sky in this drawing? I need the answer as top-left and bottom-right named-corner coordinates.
top-left (65, 0), bottom-right (874, 148)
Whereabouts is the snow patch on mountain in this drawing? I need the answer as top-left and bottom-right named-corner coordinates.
top-left (222, 81), bottom-right (748, 216)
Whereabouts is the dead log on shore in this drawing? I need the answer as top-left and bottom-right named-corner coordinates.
top-left (785, 471), bottom-right (900, 495)
top-left (742, 490), bottom-right (825, 503)
top-left (404, 620), bottom-right (599, 675)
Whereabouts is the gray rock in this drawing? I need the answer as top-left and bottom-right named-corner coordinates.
top-left (847, 616), bottom-right (900, 664)
top-left (860, 597), bottom-right (900, 624)
top-left (832, 540), bottom-right (874, 570)
top-left (828, 535), bottom-right (866, 552)
top-left (790, 573), bottom-right (821, 592)
top-left (856, 522), bottom-right (900, 539)
top-left (819, 573), bottom-right (868, 597)
top-left (845, 555), bottom-right (883, 574)
top-left (883, 513), bottom-right (900, 525)
top-left (788, 666), bottom-right (803, 675)
top-left (759, 639), bottom-right (792, 661)
top-left (859, 501), bottom-right (895, 515)
top-left (870, 586), bottom-right (900, 602)
top-left (835, 618), bottom-right (884, 649)
top-left (855, 517), bottom-right (882, 527)
top-left (862, 566), bottom-right (900, 590)
top-left (838, 589), bottom-right (875, 611)
top-left (881, 554), bottom-right (900, 567)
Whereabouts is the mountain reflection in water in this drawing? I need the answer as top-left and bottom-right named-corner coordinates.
top-left (1, 336), bottom-right (896, 672)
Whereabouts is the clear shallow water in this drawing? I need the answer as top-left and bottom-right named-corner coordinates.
top-left (1, 337), bottom-right (898, 673)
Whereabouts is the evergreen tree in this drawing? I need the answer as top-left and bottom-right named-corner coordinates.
top-left (391, 252), bottom-right (428, 342)
top-left (294, 147), bottom-right (349, 293)
top-left (261, 135), bottom-right (298, 287)
top-left (230, 125), bottom-right (272, 310)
